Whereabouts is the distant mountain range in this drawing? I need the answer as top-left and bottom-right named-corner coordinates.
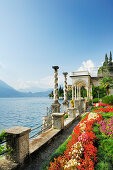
top-left (0, 80), bottom-right (51, 98)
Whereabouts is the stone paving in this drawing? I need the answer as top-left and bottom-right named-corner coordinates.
top-left (21, 117), bottom-right (81, 170)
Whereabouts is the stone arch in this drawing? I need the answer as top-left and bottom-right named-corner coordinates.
top-left (70, 71), bottom-right (92, 100)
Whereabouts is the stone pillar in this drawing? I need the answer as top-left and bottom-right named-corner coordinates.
top-left (62, 72), bottom-right (69, 112)
top-left (79, 86), bottom-right (81, 100)
top-left (5, 126), bottom-right (31, 164)
top-left (90, 84), bottom-right (93, 100)
top-left (72, 85), bottom-right (74, 100)
top-left (51, 66), bottom-right (61, 113)
top-left (68, 108), bottom-right (76, 118)
top-left (87, 87), bottom-right (89, 99)
top-left (75, 85), bottom-right (76, 100)
top-left (77, 85), bottom-right (78, 100)
top-left (52, 113), bottom-right (64, 129)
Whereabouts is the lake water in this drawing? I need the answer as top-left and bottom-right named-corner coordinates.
top-left (0, 97), bottom-right (64, 137)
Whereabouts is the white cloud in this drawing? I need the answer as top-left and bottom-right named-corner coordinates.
top-left (14, 75), bottom-right (64, 92)
top-left (78, 60), bottom-right (97, 76)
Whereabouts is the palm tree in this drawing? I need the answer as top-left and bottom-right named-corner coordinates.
top-left (100, 77), bottom-right (113, 96)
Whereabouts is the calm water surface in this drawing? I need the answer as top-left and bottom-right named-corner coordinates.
top-left (0, 97), bottom-right (63, 134)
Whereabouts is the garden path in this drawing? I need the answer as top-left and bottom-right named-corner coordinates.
top-left (21, 118), bottom-right (81, 170)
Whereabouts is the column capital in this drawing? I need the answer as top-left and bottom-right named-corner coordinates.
top-left (52, 66), bottom-right (59, 70)
top-left (63, 72), bottom-right (68, 76)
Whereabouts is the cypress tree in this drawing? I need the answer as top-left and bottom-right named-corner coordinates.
top-left (108, 51), bottom-right (113, 72)
top-left (109, 51), bottom-right (112, 63)
top-left (103, 53), bottom-right (108, 67)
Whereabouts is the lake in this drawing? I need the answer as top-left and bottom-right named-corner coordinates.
top-left (0, 97), bottom-right (64, 137)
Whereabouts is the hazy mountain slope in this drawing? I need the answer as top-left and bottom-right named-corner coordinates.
top-left (0, 80), bottom-right (51, 97)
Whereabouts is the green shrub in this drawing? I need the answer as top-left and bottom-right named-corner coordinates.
top-left (96, 161), bottom-right (112, 170)
top-left (100, 112), bottom-right (113, 120)
top-left (93, 98), bottom-right (100, 103)
top-left (102, 95), bottom-right (113, 105)
top-left (64, 113), bottom-right (68, 119)
top-left (0, 130), bottom-right (6, 142)
top-left (88, 99), bottom-right (92, 106)
top-left (94, 121), bottom-right (113, 169)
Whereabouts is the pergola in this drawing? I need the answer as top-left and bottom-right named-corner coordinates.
top-left (70, 71), bottom-right (92, 101)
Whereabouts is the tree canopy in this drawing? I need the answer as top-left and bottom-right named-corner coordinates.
top-left (100, 77), bottom-right (113, 96)
top-left (98, 51), bottom-right (113, 77)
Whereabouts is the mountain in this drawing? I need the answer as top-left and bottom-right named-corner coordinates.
top-left (0, 80), bottom-right (51, 97)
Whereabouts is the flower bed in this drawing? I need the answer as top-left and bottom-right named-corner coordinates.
top-left (46, 103), bottom-right (113, 169)
top-left (48, 111), bottom-right (103, 169)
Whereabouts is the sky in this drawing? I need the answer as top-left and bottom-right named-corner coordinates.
top-left (0, 0), bottom-right (113, 92)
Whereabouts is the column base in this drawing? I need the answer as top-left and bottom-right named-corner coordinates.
top-left (68, 108), bottom-right (76, 118)
top-left (51, 100), bottom-right (61, 113)
top-left (62, 100), bottom-right (69, 112)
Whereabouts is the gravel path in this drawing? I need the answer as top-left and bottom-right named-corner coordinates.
top-left (20, 118), bottom-right (81, 170)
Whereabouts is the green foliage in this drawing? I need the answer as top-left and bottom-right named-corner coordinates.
top-left (0, 130), bottom-right (6, 157)
top-left (102, 95), bottom-right (113, 105)
top-left (93, 119), bottom-right (113, 169)
top-left (48, 90), bottom-right (54, 97)
top-left (103, 53), bottom-right (108, 67)
top-left (96, 161), bottom-right (112, 170)
top-left (92, 85), bottom-right (106, 98)
top-left (67, 89), bottom-right (72, 99)
top-left (100, 77), bottom-right (113, 95)
top-left (0, 130), bottom-right (6, 142)
top-left (64, 113), bottom-right (68, 119)
top-left (100, 112), bottom-right (113, 120)
top-left (58, 85), bottom-right (64, 97)
top-left (0, 130), bottom-right (13, 157)
top-left (81, 86), bottom-right (87, 98)
top-left (93, 98), bottom-right (100, 103)
top-left (97, 51), bottom-right (113, 77)
top-left (88, 99), bottom-right (92, 106)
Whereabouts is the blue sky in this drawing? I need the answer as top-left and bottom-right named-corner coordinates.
top-left (0, 0), bottom-right (113, 91)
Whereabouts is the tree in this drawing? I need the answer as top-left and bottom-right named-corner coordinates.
top-left (58, 85), bottom-right (64, 97)
top-left (100, 77), bottom-right (113, 96)
top-left (81, 86), bottom-right (87, 98)
top-left (103, 53), bottom-right (108, 67)
top-left (92, 85), bottom-right (106, 98)
top-left (108, 51), bottom-right (113, 73)
top-left (109, 51), bottom-right (112, 63)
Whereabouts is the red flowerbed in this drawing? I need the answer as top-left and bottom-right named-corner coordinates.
top-left (93, 103), bottom-right (113, 113)
top-left (48, 112), bottom-right (103, 170)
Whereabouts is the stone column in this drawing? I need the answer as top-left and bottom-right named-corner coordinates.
top-left (87, 87), bottom-right (89, 99)
top-left (52, 113), bottom-right (64, 129)
top-left (5, 126), bottom-right (31, 164)
top-left (90, 84), bottom-right (93, 100)
top-left (79, 86), bottom-right (81, 100)
top-left (72, 85), bottom-right (74, 100)
top-left (76, 85), bottom-right (78, 100)
top-left (51, 66), bottom-right (61, 113)
top-left (68, 108), bottom-right (76, 118)
top-left (75, 85), bottom-right (76, 100)
top-left (62, 72), bottom-right (69, 112)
